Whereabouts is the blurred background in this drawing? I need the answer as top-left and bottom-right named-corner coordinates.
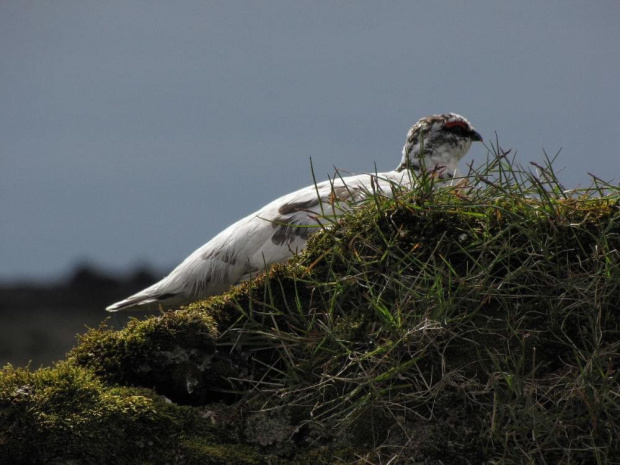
top-left (2, 1), bottom-right (619, 367)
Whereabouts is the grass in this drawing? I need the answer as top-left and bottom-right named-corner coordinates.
top-left (1, 142), bottom-right (619, 464)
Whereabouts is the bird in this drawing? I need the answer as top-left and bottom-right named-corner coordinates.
top-left (106, 113), bottom-right (482, 312)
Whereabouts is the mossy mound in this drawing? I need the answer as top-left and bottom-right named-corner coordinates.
top-left (0, 363), bottom-right (270, 464)
top-left (2, 155), bottom-right (619, 464)
top-left (68, 308), bottom-right (228, 405)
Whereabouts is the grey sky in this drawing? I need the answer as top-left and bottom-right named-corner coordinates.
top-left (2, 1), bottom-right (619, 280)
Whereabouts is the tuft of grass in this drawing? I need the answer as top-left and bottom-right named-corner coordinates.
top-left (2, 142), bottom-right (619, 464)
top-left (213, 142), bottom-right (620, 463)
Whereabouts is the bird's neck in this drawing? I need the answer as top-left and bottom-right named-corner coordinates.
top-left (396, 148), bottom-right (461, 178)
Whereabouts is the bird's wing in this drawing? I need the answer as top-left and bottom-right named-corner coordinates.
top-left (106, 170), bottom-right (410, 312)
top-left (243, 170), bottom-right (410, 271)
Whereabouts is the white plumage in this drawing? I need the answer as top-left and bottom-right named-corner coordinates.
top-left (106, 113), bottom-right (482, 312)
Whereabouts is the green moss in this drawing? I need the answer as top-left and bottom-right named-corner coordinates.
top-left (178, 438), bottom-right (266, 465)
top-left (0, 364), bottom-right (305, 465)
top-left (68, 309), bottom-right (231, 404)
top-left (0, 362), bottom-right (180, 464)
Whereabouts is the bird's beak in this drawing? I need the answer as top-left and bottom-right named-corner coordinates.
top-left (470, 130), bottom-right (483, 142)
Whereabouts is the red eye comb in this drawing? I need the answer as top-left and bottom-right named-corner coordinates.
top-left (445, 120), bottom-right (468, 129)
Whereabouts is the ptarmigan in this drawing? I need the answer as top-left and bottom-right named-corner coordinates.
top-left (106, 113), bottom-right (482, 311)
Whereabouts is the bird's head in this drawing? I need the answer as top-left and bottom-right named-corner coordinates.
top-left (398, 113), bottom-right (482, 177)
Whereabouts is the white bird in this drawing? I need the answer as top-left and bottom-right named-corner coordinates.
top-left (106, 113), bottom-right (482, 312)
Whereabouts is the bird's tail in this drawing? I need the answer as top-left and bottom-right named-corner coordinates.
top-left (105, 283), bottom-right (180, 312)
top-left (105, 295), bottom-right (157, 312)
